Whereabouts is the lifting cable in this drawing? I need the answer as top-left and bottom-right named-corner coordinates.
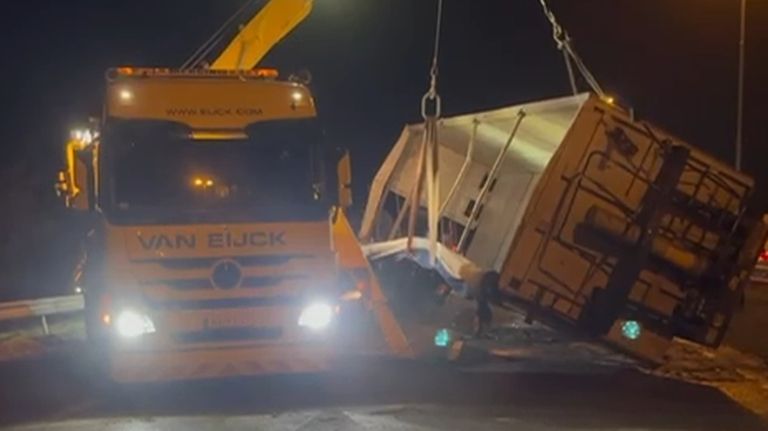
top-left (406, 0), bottom-right (444, 262)
top-left (181, 0), bottom-right (261, 70)
top-left (422, 0), bottom-right (444, 118)
top-left (537, 0), bottom-right (606, 99)
top-left (439, 119), bottom-right (478, 217)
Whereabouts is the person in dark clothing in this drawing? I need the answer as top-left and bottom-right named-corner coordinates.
top-left (473, 271), bottom-right (500, 336)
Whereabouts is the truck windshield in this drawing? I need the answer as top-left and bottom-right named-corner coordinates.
top-left (101, 120), bottom-right (328, 225)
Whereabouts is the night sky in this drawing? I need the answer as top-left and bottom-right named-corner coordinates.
top-left (0, 0), bottom-right (765, 300)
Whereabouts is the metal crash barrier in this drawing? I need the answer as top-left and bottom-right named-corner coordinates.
top-left (0, 295), bottom-right (84, 335)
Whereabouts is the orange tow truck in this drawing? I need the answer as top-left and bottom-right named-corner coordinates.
top-left (55, 0), bottom-right (410, 382)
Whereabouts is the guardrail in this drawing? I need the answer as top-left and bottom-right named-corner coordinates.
top-left (0, 295), bottom-right (84, 335)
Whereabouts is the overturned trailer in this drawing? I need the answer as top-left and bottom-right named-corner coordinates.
top-left (361, 93), bottom-right (767, 361)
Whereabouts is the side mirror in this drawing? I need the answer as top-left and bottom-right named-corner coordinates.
top-left (70, 158), bottom-right (91, 211)
top-left (337, 150), bottom-right (353, 209)
top-left (55, 148), bottom-right (92, 211)
top-left (71, 156), bottom-right (92, 211)
top-left (54, 170), bottom-right (69, 200)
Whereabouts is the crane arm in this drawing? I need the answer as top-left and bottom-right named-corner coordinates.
top-left (210, 0), bottom-right (313, 71)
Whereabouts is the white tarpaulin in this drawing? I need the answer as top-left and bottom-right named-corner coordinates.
top-left (362, 237), bottom-right (489, 298)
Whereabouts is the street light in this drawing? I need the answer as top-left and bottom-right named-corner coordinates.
top-left (735, 0), bottom-right (746, 170)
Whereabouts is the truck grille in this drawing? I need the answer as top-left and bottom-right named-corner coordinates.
top-left (156, 274), bottom-right (308, 290)
top-left (146, 295), bottom-right (302, 310)
top-left (174, 326), bottom-right (282, 344)
top-left (135, 254), bottom-right (312, 270)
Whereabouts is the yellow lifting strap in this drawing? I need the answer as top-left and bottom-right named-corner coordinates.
top-left (210, 0), bottom-right (313, 71)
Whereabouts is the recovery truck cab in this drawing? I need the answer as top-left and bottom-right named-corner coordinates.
top-left (55, 66), bottom-right (397, 382)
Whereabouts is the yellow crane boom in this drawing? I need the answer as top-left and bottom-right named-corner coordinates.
top-left (210, 0), bottom-right (313, 71)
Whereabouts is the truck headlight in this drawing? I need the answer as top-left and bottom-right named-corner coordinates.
top-left (298, 302), bottom-right (334, 331)
top-left (115, 309), bottom-right (156, 338)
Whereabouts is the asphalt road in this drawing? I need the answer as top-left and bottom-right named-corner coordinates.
top-left (0, 348), bottom-right (765, 431)
top-left (728, 285), bottom-right (768, 360)
top-left (1, 275), bottom-right (767, 429)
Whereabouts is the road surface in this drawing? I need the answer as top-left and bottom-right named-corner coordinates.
top-left (0, 347), bottom-right (765, 430)
top-left (1, 280), bottom-right (768, 429)
top-left (728, 285), bottom-right (768, 360)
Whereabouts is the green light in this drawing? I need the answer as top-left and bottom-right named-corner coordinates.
top-left (621, 320), bottom-right (642, 340)
top-left (434, 328), bottom-right (452, 347)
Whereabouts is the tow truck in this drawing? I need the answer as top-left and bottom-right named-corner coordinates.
top-left (55, 0), bottom-right (410, 382)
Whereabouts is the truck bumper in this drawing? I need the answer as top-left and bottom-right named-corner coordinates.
top-left (109, 343), bottom-right (332, 383)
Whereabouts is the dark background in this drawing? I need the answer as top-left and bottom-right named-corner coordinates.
top-left (0, 0), bottom-right (764, 300)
